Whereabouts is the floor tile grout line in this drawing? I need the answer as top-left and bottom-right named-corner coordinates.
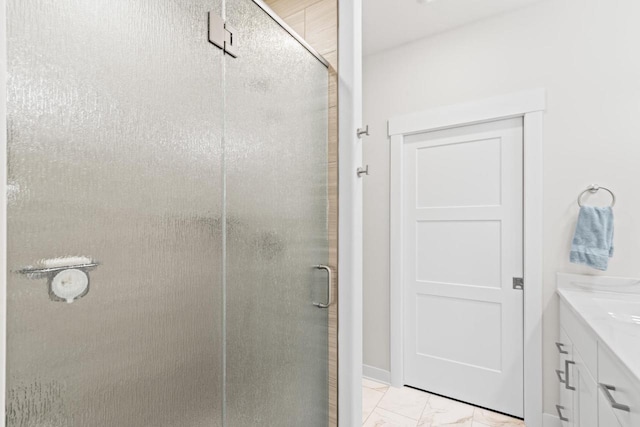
top-left (362, 382), bottom-right (389, 426)
top-left (361, 407), bottom-right (373, 426)
top-left (365, 406), bottom-right (419, 427)
top-left (416, 392), bottom-right (432, 424)
top-left (373, 387), bottom-right (429, 423)
top-left (376, 406), bottom-right (421, 423)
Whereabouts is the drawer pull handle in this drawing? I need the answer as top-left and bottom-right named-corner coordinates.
top-left (556, 342), bottom-right (569, 354)
top-left (556, 369), bottom-right (566, 384)
top-left (599, 383), bottom-right (631, 412)
top-left (565, 360), bottom-right (576, 391)
top-left (556, 404), bottom-right (569, 422)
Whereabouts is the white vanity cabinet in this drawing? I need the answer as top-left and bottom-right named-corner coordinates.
top-left (598, 344), bottom-right (640, 427)
top-left (557, 273), bottom-right (640, 427)
top-left (556, 328), bottom-right (573, 426)
top-left (558, 302), bottom-right (598, 427)
top-left (556, 328), bottom-right (574, 427)
top-left (598, 393), bottom-right (623, 427)
top-left (572, 348), bottom-right (598, 427)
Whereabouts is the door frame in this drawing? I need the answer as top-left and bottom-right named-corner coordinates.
top-left (338, 0), bottom-right (363, 425)
top-left (388, 89), bottom-right (545, 426)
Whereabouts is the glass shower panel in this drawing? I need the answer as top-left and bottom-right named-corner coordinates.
top-left (224, 0), bottom-right (330, 425)
top-left (6, 1), bottom-right (224, 426)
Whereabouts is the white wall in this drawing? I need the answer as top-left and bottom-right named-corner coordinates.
top-left (363, 0), bottom-right (640, 416)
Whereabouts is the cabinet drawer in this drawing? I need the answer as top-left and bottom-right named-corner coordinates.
top-left (598, 344), bottom-right (640, 427)
top-left (599, 388), bottom-right (624, 427)
top-left (559, 299), bottom-right (597, 378)
top-left (573, 349), bottom-right (597, 427)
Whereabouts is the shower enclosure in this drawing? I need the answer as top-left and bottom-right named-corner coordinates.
top-left (5, 0), bottom-right (331, 425)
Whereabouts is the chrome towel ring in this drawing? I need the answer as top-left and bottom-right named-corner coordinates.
top-left (577, 185), bottom-right (616, 207)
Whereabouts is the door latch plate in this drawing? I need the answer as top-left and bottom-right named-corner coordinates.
top-left (513, 277), bottom-right (524, 290)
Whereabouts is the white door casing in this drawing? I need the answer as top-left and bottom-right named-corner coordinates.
top-left (338, 0), bottom-right (363, 425)
top-left (388, 89), bottom-right (545, 426)
top-left (402, 118), bottom-right (524, 417)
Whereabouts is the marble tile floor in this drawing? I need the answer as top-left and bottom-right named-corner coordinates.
top-left (362, 378), bottom-right (526, 427)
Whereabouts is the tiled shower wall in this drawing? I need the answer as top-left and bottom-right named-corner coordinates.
top-left (264, 0), bottom-right (337, 69)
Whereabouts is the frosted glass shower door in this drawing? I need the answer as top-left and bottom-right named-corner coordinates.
top-left (6, 0), bottom-right (330, 425)
top-left (224, 0), bottom-right (330, 425)
top-left (6, 1), bottom-right (225, 426)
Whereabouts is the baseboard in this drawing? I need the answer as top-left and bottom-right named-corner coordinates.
top-left (362, 364), bottom-right (391, 384)
top-left (542, 412), bottom-right (560, 427)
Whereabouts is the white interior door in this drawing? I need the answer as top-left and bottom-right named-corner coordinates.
top-left (402, 117), bottom-right (524, 417)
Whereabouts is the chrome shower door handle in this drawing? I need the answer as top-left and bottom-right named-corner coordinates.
top-left (313, 265), bottom-right (333, 308)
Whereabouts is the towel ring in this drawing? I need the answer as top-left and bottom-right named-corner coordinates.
top-left (577, 185), bottom-right (616, 207)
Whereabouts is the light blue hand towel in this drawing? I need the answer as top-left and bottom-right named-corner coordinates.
top-left (569, 206), bottom-right (614, 271)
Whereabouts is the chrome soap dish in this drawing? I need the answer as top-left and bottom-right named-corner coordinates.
top-left (17, 256), bottom-right (100, 303)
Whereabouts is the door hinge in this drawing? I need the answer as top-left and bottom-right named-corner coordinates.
top-left (208, 12), bottom-right (238, 58)
top-left (513, 277), bottom-right (524, 290)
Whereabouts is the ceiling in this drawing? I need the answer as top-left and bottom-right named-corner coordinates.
top-left (363, 0), bottom-right (544, 56)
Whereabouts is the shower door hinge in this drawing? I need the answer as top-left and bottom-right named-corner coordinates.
top-left (513, 277), bottom-right (524, 290)
top-left (208, 12), bottom-right (238, 58)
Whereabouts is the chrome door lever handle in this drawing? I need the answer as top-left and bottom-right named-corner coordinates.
top-left (313, 265), bottom-right (333, 308)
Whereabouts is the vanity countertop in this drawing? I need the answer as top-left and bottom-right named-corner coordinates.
top-left (557, 273), bottom-right (640, 382)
